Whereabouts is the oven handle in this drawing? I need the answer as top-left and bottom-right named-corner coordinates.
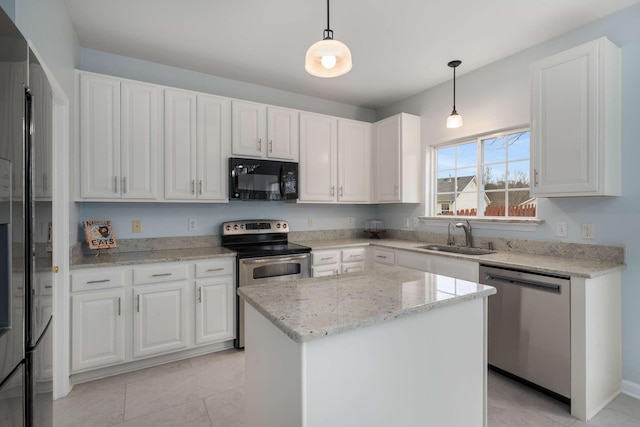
top-left (241, 254), bottom-right (310, 265)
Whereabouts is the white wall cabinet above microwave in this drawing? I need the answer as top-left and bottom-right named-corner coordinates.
top-left (164, 89), bottom-right (230, 201)
top-left (231, 101), bottom-right (299, 161)
top-left (531, 37), bottom-right (621, 197)
top-left (79, 72), bottom-right (162, 200)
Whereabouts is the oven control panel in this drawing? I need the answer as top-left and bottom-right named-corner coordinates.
top-left (222, 219), bottom-right (289, 235)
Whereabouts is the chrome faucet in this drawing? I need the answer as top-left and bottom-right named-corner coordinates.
top-left (455, 220), bottom-right (474, 248)
top-left (447, 222), bottom-right (455, 246)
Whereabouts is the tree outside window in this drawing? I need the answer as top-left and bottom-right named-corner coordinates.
top-left (434, 130), bottom-right (536, 217)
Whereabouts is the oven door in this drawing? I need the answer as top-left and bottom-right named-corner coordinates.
top-left (236, 253), bottom-right (310, 348)
top-left (239, 253), bottom-right (310, 286)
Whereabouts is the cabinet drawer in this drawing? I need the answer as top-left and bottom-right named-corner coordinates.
top-left (341, 247), bottom-right (366, 263)
top-left (341, 262), bottom-right (365, 274)
top-left (133, 264), bottom-right (189, 285)
top-left (312, 265), bottom-right (340, 277)
top-left (312, 250), bottom-right (340, 266)
top-left (71, 270), bottom-right (123, 292)
top-left (195, 259), bottom-right (234, 278)
top-left (372, 249), bottom-right (395, 266)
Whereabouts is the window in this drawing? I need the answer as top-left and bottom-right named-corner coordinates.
top-left (434, 129), bottom-right (535, 217)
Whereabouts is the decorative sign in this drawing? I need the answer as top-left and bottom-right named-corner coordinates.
top-left (83, 220), bottom-right (117, 251)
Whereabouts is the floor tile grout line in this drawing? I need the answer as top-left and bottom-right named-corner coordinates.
top-left (203, 396), bottom-right (216, 426)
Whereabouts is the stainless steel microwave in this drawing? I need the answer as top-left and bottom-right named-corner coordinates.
top-left (229, 157), bottom-right (299, 201)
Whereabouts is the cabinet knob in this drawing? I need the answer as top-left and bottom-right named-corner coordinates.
top-left (52, 266), bottom-right (59, 273)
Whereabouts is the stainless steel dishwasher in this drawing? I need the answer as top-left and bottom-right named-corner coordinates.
top-left (481, 264), bottom-right (571, 402)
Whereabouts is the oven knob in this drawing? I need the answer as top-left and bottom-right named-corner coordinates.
top-left (276, 223), bottom-right (281, 229)
top-left (225, 225), bottom-right (231, 231)
top-left (241, 224), bottom-right (244, 229)
top-left (233, 225), bottom-right (238, 230)
top-left (283, 223), bottom-right (287, 229)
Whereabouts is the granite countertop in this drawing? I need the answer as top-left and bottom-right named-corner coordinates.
top-left (298, 238), bottom-right (625, 278)
top-left (71, 246), bottom-right (236, 270)
top-left (238, 266), bottom-right (496, 343)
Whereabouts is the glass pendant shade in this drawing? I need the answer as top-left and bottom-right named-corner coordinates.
top-left (446, 111), bottom-right (463, 128)
top-left (305, 38), bottom-right (352, 78)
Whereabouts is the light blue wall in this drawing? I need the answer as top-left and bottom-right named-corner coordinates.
top-left (79, 202), bottom-right (376, 239)
top-left (0, 0), bottom-right (14, 21)
top-left (80, 48), bottom-right (376, 122)
top-left (376, 4), bottom-right (640, 385)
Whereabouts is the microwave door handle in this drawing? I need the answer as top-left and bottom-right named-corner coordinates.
top-left (279, 165), bottom-right (285, 199)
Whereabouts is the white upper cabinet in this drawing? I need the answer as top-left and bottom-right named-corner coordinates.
top-left (337, 119), bottom-right (371, 202)
top-left (163, 89), bottom-right (232, 201)
top-left (531, 37), bottom-right (621, 197)
top-left (231, 100), bottom-right (267, 158)
top-left (299, 112), bottom-right (338, 202)
top-left (267, 106), bottom-right (299, 161)
top-left (80, 72), bottom-right (162, 200)
top-left (373, 113), bottom-right (421, 203)
top-left (231, 101), bottom-right (298, 161)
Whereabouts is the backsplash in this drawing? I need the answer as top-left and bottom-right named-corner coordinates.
top-left (71, 228), bottom-right (625, 265)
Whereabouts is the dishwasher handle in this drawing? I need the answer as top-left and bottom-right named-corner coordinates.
top-left (483, 273), bottom-right (562, 294)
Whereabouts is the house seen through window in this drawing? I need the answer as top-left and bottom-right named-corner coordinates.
top-left (434, 129), bottom-right (536, 217)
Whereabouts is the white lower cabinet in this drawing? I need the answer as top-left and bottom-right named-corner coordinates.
top-left (195, 276), bottom-right (235, 344)
top-left (71, 289), bottom-right (126, 372)
top-left (70, 257), bottom-right (235, 374)
top-left (372, 248), bottom-right (395, 268)
top-left (395, 249), bottom-right (479, 282)
top-left (311, 247), bottom-right (366, 277)
top-left (133, 281), bottom-right (189, 358)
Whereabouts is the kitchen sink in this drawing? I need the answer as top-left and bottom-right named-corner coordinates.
top-left (417, 244), bottom-right (496, 256)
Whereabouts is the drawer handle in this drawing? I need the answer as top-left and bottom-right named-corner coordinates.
top-left (206, 268), bottom-right (224, 272)
top-left (87, 279), bottom-right (111, 284)
top-left (45, 285), bottom-right (52, 289)
top-left (321, 257), bottom-right (333, 261)
top-left (151, 273), bottom-right (172, 277)
top-left (376, 255), bottom-right (387, 259)
top-left (349, 254), bottom-right (359, 258)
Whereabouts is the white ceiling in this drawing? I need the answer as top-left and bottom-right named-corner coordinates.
top-left (64, 0), bottom-right (639, 110)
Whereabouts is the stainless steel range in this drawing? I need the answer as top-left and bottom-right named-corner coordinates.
top-left (221, 219), bottom-right (311, 348)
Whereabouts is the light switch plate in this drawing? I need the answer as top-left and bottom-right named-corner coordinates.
top-left (132, 220), bottom-right (142, 234)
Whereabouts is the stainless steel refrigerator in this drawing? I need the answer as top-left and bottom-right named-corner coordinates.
top-left (0, 6), bottom-right (54, 426)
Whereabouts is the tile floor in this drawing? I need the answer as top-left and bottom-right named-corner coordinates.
top-left (54, 349), bottom-right (640, 426)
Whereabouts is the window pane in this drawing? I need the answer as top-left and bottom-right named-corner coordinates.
top-left (483, 136), bottom-right (506, 164)
top-left (508, 190), bottom-right (535, 217)
top-left (436, 194), bottom-right (455, 215)
top-left (483, 164), bottom-right (506, 190)
top-left (437, 146), bottom-right (456, 170)
top-left (456, 142), bottom-right (477, 168)
top-left (456, 168), bottom-right (477, 193)
top-left (455, 191), bottom-right (478, 216)
top-left (508, 131), bottom-right (530, 161)
top-left (508, 160), bottom-right (530, 189)
top-left (484, 191), bottom-right (506, 217)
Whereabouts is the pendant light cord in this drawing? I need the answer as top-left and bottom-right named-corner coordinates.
top-left (323, 0), bottom-right (333, 40)
top-left (452, 66), bottom-right (457, 113)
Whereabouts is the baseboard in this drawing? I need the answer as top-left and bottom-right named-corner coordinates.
top-left (621, 379), bottom-right (640, 399)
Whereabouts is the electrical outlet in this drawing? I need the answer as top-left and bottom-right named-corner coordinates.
top-left (347, 217), bottom-right (354, 226)
top-left (188, 218), bottom-right (198, 231)
top-left (555, 222), bottom-right (567, 237)
top-left (132, 220), bottom-right (142, 234)
top-left (308, 217), bottom-right (314, 228)
top-left (581, 223), bottom-right (595, 240)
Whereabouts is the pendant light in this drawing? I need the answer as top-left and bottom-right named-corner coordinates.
top-left (446, 60), bottom-right (463, 128)
top-left (305, 0), bottom-right (352, 78)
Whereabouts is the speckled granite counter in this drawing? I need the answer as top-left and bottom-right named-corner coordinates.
top-left (238, 266), bottom-right (495, 343)
top-left (297, 238), bottom-right (625, 278)
top-left (70, 246), bottom-right (236, 270)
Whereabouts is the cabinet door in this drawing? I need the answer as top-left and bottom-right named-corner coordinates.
top-left (531, 38), bottom-right (620, 197)
top-left (195, 276), bottom-right (235, 345)
top-left (374, 116), bottom-right (401, 202)
top-left (164, 89), bottom-right (197, 200)
top-left (196, 94), bottom-right (231, 200)
top-left (267, 107), bottom-right (299, 161)
top-left (71, 290), bottom-right (125, 372)
top-left (231, 100), bottom-right (266, 157)
top-left (338, 120), bottom-right (371, 202)
top-left (80, 73), bottom-right (121, 198)
top-left (133, 282), bottom-right (189, 358)
top-left (121, 81), bottom-right (162, 199)
top-left (299, 112), bottom-right (337, 202)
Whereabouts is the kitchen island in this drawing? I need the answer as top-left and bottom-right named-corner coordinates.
top-left (238, 266), bottom-right (496, 427)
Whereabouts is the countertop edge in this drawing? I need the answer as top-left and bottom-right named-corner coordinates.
top-left (70, 250), bottom-right (237, 270)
